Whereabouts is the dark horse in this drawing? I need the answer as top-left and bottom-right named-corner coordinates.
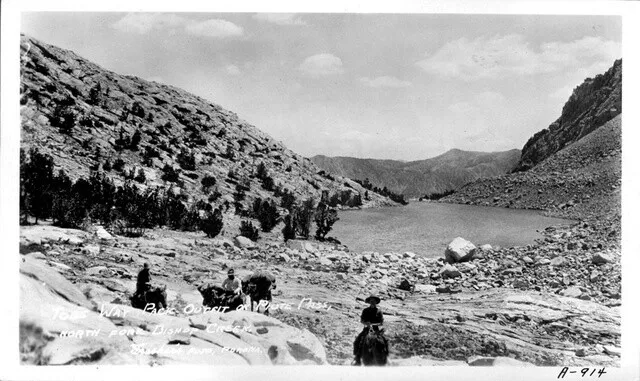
top-left (359, 324), bottom-right (389, 366)
top-left (197, 283), bottom-right (244, 312)
top-left (242, 271), bottom-right (276, 315)
top-left (130, 285), bottom-right (167, 312)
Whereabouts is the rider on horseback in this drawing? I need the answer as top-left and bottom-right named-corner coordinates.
top-left (222, 268), bottom-right (242, 295)
top-left (353, 295), bottom-right (384, 365)
top-left (136, 263), bottom-right (151, 295)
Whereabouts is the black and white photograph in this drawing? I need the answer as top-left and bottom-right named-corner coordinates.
top-left (1, 1), bottom-right (639, 380)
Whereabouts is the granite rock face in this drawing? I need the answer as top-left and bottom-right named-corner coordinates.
top-left (515, 59), bottom-right (621, 172)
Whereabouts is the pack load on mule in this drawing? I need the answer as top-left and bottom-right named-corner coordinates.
top-left (197, 268), bottom-right (244, 312)
top-left (130, 263), bottom-right (167, 312)
top-left (242, 270), bottom-right (277, 315)
top-left (353, 295), bottom-right (389, 366)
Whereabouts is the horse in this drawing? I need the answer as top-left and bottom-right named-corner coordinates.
top-left (359, 324), bottom-right (389, 366)
top-left (197, 283), bottom-right (243, 312)
top-left (130, 284), bottom-right (167, 312)
top-left (242, 272), bottom-right (276, 315)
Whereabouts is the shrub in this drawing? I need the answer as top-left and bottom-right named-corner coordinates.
top-left (314, 201), bottom-right (339, 240)
top-left (177, 149), bottom-right (196, 170)
top-left (240, 221), bottom-right (260, 241)
top-left (282, 214), bottom-right (296, 241)
top-left (88, 83), bottom-right (102, 105)
top-left (134, 168), bottom-right (146, 183)
top-left (50, 101), bottom-right (76, 134)
top-left (131, 101), bottom-right (145, 118)
top-left (113, 158), bottom-right (125, 172)
top-left (293, 198), bottom-right (314, 239)
top-left (201, 175), bottom-right (217, 192)
top-left (201, 208), bottom-right (223, 238)
top-left (161, 164), bottom-right (180, 183)
top-left (253, 198), bottom-right (280, 232)
top-left (130, 130), bottom-right (142, 150)
top-left (280, 190), bottom-right (296, 211)
top-left (20, 148), bottom-right (55, 224)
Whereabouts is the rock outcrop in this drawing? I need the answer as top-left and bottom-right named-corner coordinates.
top-left (19, 253), bottom-right (327, 365)
top-left (514, 59), bottom-right (621, 172)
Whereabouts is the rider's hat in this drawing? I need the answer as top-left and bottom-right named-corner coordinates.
top-left (365, 296), bottom-right (381, 304)
top-left (227, 268), bottom-right (235, 275)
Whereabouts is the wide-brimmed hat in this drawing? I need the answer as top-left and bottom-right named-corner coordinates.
top-left (227, 269), bottom-right (235, 275)
top-left (365, 296), bottom-right (381, 304)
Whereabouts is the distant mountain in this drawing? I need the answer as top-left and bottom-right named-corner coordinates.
top-left (19, 35), bottom-right (397, 218)
top-left (514, 59), bottom-right (621, 172)
top-left (311, 149), bottom-right (521, 198)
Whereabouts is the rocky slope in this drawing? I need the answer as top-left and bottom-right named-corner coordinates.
top-left (19, 35), bottom-right (395, 213)
top-left (311, 149), bottom-right (521, 198)
top-left (19, 224), bottom-right (620, 366)
top-left (514, 59), bottom-right (621, 172)
top-left (443, 115), bottom-right (621, 224)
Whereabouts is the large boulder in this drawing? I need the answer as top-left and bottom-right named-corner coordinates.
top-left (234, 236), bottom-right (256, 249)
top-left (444, 237), bottom-right (477, 263)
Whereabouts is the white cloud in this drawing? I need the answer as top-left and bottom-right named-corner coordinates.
top-left (417, 35), bottom-right (620, 81)
top-left (253, 13), bottom-right (306, 26)
top-left (359, 76), bottom-right (412, 88)
top-left (185, 19), bottom-right (244, 38)
top-left (112, 13), bottom-right (188, 34)
top-left (225, 64), bottom-right (241, 76)
top-left (299, 54), bottom-right (344, 76)
top-left (112, 14), bottom-right (243, 39)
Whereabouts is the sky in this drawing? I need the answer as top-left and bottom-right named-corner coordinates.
top-left (21, 12), bottom-right (621, 160)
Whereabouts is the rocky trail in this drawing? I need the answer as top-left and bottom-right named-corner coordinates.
top-left (20, 218), bottom-right (621, 366)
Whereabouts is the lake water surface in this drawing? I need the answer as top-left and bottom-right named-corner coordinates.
top-left (331, 202), bottom-right (575, 258)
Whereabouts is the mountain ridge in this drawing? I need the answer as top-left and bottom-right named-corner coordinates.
top-left (311, 148), bottom-right (521, 198)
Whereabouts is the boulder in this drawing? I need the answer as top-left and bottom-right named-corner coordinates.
top-left (234, 236), bottom-right (256, 249)
top-left (444, 237), bottom-right (476, 263)
top-left (398, 279), bottom-right (415, 292)
top-left (415, 284), bottom-right (437, 294)
top-left (550, 257), bottom-right (565, 266)
top-left (591, 252), bottom-right (613, 265)
top-left (439, 264), bottom-right (462, 279)
top-left (277, 253), bottom-right (291, 263)
top-left (403, 252), bottom-right (416, 259)
top-left (95, 226), bottom-right (114, 241)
